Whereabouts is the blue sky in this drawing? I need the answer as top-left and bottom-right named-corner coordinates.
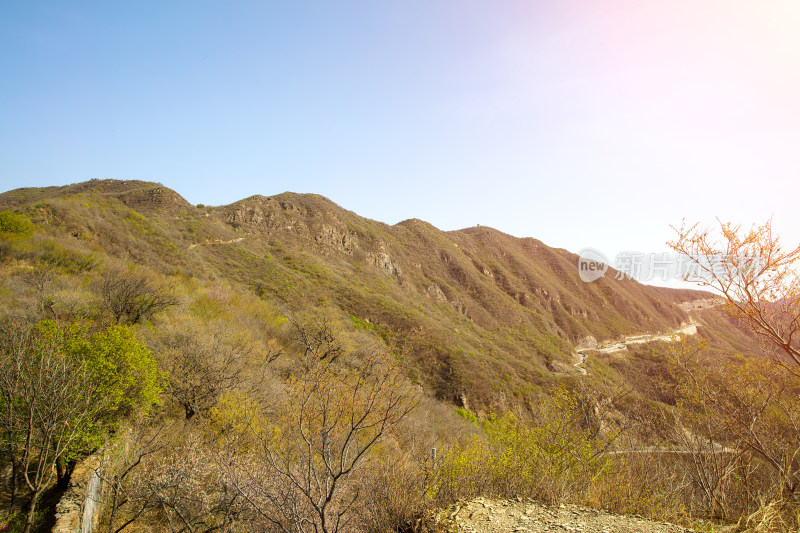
top-left (2, 1), bottom-right (799, 287)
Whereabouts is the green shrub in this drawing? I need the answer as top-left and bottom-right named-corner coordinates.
top-left (455, 407), bottom-right (478, 425)
top-left (39, 241), bottom-right (102, 272)
top-left (0, 210), bottom-right (34, 236)
top-left (430, 390), bottom-right (609, 506)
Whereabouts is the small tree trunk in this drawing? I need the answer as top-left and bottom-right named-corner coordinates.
top-left (56, 457), bottom-right (76, 490)
top-left (9, 467), bottom-right (17, 507)
top-left (4, 416), bottom-right (19, 505)
top-left (107, 478), bottom-right (119, 533)
top-left (23, 487), bottom-right (41, 533)
top-left (7, 450), bottom-right (18, 506)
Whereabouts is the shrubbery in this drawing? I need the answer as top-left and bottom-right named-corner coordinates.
top-left (0, 210), bottom-right (34, 236)
top-left (0, 319), bottom-right (163, 533)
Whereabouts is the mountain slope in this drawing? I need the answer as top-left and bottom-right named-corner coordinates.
top-left (0, 179), bottom-right (709, 410)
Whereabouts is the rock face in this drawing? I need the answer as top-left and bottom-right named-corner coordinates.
top-left (52, 453), bottom-right (104, 533)
top-left (369, 251), bottom-right (401, 277)
top-left (224, 194), bottom-right (364, 257)
top-left (315, 224), bottom-right (357, 255)
top-left (118, 185), bottom-right (191, 213)
top-left (446, 498), bottom-right (697, 533)
top-left (426, 284), bottom-right (448, 303)
top-left (575, 336), bottom-right (598, 350)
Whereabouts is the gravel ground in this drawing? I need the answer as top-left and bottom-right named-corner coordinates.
top-left (442, 497), bottom-right (703, 533)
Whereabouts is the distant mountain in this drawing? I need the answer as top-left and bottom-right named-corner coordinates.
top-left (0, 179), bottom-right (711, 410)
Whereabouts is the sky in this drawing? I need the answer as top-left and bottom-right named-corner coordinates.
top-left (1, 1), bottom-right (799, 288)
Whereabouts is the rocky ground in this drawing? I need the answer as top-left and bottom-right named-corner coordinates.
top-left (441, 497), bottom-right (706, 533)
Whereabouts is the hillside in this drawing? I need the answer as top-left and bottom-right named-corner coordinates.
top-left (4, 179), bottom-right (798, 533)
top-left (0, 179), bottom-right (708, 410)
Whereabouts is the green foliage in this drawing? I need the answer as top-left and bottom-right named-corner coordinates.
top-left (188, 292), bottom-right (227, 320)
top-left (84, 325), bottom-right (164, 416)
top-left (1, 506), bottom-right (46, 533)
top-left (0, 318), bottom-right (165, 531)
top-left (25, 321), bottom-right (163, 455)
top-left (455, 407), bottom-right (478, 425)
top-left (350, 314), bottom-right (390, 339)
top-left (430, 389), bottom-right (609, 506)
top-left (38, 240), bottom-right (101, 272)
top-left (2, 320), bottom-right (163, 462)
top-left (350, 314), bottom-right (373, 330)
top-left (0, 210), bottom-right (34, 236)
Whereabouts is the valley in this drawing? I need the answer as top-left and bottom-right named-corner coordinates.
top-left (0, 180), bottom-right (795, 533)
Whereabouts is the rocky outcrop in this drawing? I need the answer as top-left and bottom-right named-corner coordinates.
top-left (314, 224), bottom-right (357, 255)
top-left (426, 284), bottom-right (448, 303)
top-left (117, 185), bottom-right (192, 213)
top-left (225, 196), bottom-right (362, 257)
top-left (451, 299), bottom-right (470, 317)
top-left (53, 453), bottom-right (104, 533)
top-left (575, 336), bottom-right (598, 351)
top-left (444, 497), bottom-right (694, 533)
top-left (369, 252), bottom-right (401, 277)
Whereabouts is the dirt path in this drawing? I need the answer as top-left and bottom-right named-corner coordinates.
top-left (566, 322), bottom-right (698, 375)
top-left (577, 323), bottom-right (698, 357)
top-left (573, 352), bottom-right (588, 375)
top-left (188, 237), bottom-right (244, 249)
top-left (445, 498), bottom-right (697, 533)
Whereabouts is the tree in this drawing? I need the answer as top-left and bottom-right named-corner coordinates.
top-left (289, 314), bottom-right (347, 362)
top-left (0, 318), bottom-right (32, 506)
top-left (653, 355), bottom-right (751, 519)
top-left (21, 265), bottom-right (59, 319)
top-left (669, 220), bottom-right (800, 510)
top-left (669, 219), bottom-right (800, 374)
top-left (100, 267), bottom-right (179, 325)
top-left (670, 350), bottom-right (800, 506)
top-left (100, 422), bottom-right (249, 533)
top-left (218, 340), bottom-right (415, 533)
top-left (0, 319), bottom-right (163, 533)
top-left (153, 318), bottom-right (278, 420)
top-left (101, 419), bottom-right (167, 533)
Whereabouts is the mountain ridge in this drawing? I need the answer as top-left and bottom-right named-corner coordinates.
top-left (0, 179), bottom-right (710, 410)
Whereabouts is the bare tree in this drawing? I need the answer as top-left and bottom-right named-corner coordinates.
top-left (650, 359), bottom-right (752, 519)
top-left (154, 319), bottom-right (279, 419)
top-left (670, 219), bottom-right (800, 511)
top-left (680, 353), bottom-right (800, 501)
top-left (100, 267), bottom-right (178, 325)
top-left (670, 219), bottom-right (800, 374)
top-left (0, 318), bottom-right (31, 506)
top-left (21, 265), bottom-right (59, 319)
top-left (290, 314), bottom-right (346, 363)
top-left (100, 419), bottom-right (167, 533)
top-left (219, 346), bottom-right (415, 533)
top-left (100, 423), bottom-right (250, 533)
